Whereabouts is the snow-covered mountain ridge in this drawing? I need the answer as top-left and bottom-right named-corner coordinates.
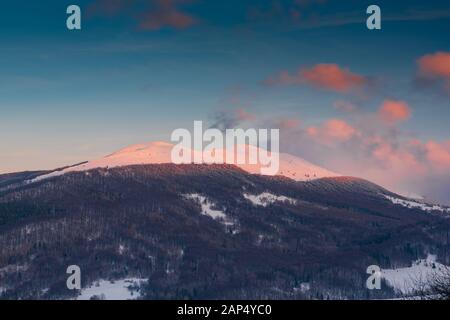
top-left (31, 141), bottom-right (340, 183)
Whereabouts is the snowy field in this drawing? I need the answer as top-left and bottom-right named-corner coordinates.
top-left (244, 192), bottom-right (297, 207)
top-left (76, 278), bottom-right (146, 300)
top-left (184, 194), bottom-right (236, 228)
top-left (381, 254), bottom-right (448, 295)
top-left (384, 195), bottom-right (450, 214)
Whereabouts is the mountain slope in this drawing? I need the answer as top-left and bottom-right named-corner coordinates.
top-left (0, 163), bottom-right (449, 300)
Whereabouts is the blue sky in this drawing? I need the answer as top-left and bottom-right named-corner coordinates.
top-left (1, 0), bottom-right (450, 202)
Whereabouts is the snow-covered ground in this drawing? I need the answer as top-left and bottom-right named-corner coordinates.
top-left (31, 142), bottom-right (175, 182)
top-left (235, 145), bottom-right (340, 181)
top-left (381, 254), bottom-right (448, 295)
top-left (184, 194), bottom-right (235, 227)
top-left (244, 192), bottom-right (297, 207)
top-left (384, 195), bottom-right (450, 214)
top-left (29, 141), bottom-right (339, 183)
top-left (76, 278), bottom-right (146, 300)
top-left (294, 282), bottom-right (311, 293)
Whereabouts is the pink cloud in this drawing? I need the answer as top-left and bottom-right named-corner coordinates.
top-left (378, 99), bottom-right (411, 124)
top-left (302, 64), bottom-right (367, 92)
top-left (418, 52), bottom-right (450, 79)
top-left (416, 52), bottom-right (450, 93)
top-left (139, 0), bottom-right (197, 30)
top-left (307, 119), bottom-right (357, 144)
top-left (371, 140), bottom-right (424, 173)
top-left (425, 140), bottom-right (450, 168)
top-left (277, 118), bottom-right (301, 130)
top-left (264, 64), bottom-right (368, 93)
top-left (87, 0), bottom-right (197, 31)
top-left (278, 104), bottom-right (449, 202)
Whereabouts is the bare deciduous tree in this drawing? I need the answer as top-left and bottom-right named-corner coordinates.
top-left (428, 266), bottom-right (450, 300)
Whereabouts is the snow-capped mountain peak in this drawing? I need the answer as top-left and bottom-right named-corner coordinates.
top-left (31, 141), bottom-right (340, 182)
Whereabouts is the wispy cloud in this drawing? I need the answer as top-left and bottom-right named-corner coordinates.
top-left (248, 1), bottom-right (450, 29)
top-left (264, 63), bottom-right (368, 93)
top-left (299, 8), bottom-right (450, 29)
top-left (138, 0), bottom-right (197, 30)
top-left (87, 0), bottom-right (197, 31)
top-left (209, 108), bottom-right (257, 131)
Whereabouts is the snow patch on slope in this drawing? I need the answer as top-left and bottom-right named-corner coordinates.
top-left (244, 192), bottom-right (297, 207)
top-left (76, 278), bottom-right (146, 300)
top-left (381, 254), bottom-right (448, 295)
top-left (384, 195), bottom-right (450, 213)
top-left (184, 194), bottom-right (235, 228)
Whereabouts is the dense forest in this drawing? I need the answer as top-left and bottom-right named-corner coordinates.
top-left (0, 164), bottom-right (449, 299)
